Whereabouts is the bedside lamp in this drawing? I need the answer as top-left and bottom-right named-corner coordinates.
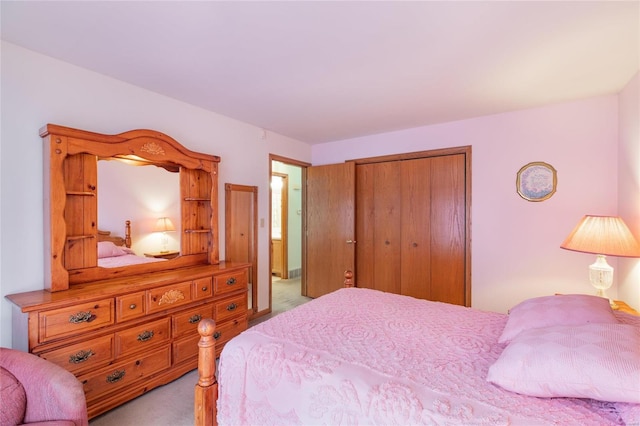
top-left (154, 217), bottom-right (175, 253)
top-left (560, 215), bottom-right (640, 306)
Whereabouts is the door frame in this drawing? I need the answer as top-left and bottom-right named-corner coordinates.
top-left (269, 155), bottom-right (311, 310)
top-left (271, 172), bottom-right (289, 279)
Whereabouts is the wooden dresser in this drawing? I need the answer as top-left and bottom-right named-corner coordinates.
top-left (6, 124), bottom-right (249, 419)
top-left (7, 262), bottom-right (248, 418)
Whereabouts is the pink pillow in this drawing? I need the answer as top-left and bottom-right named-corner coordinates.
top-left (487, 323), bottom-right (640, 403)
top-left (97, 241), bottom-right (127, 258)
top-left (1, 367), bottom-right (26, 425)
top-left (498, 294), bottom-right (618, 343)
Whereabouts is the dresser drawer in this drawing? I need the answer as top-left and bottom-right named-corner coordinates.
top-left (214, 293), bottom-right (247, 323)
top-left (39, 299), bottom-right (115, 343)
top-left (214, 315), bottom-right (247, 355)
top-left (147, 281), bottom-right (192, 314)
top-left (173, 304), bottom-right (214, 339)
top-left (192, 277), bottom-right (213, 300)
top-left (115, 318), bottom-right (171, 357)
top-left (80, 346), bottom-right (171, 403)
top-left (213, 269), bottom-right (247, 296)
top-left (116, 292), bottom-right (145, 322)
top-left (39, 334), bottom-right (114, 375)
top-left (172, 333), bottom-right (200, 365)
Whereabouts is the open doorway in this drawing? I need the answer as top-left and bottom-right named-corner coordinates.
top-left (271, 172), bottom-right (288, 279)
top-left (269, 155), bottom-right (309, 310)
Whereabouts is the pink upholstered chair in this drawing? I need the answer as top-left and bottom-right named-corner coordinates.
top-left (0, 347), bottom-right (88, 426)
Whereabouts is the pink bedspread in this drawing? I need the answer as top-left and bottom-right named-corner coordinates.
top-left (97, 254), bottom-right (166, 268)
top-left (217, 288), bottom-right (640, 425)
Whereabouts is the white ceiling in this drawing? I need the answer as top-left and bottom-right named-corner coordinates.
top-left (1, 1), bottom-right (638, 144)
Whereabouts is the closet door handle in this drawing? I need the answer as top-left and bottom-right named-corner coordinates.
top-left (346, 240), bottom-right (356, 244)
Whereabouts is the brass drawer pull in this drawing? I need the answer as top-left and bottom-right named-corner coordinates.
top-left (213, 331), bottom-right (221, 340)
top-left (226, 303), bottom-right (237, 311)
top-left (69, 349), bottom-right (95, 364)
top-left (201, 286), bottom-right (208, 292)
top-left (226, 277), bottom-right (236, 285)
top-left (129, 304), bottom-right (137, 310)
top-left (137, 330), bottom-right (155, 342)
top-left (106, 369), bottom-right (125, 384)
top-left (69, 311), bottom-right (96, 324)
top-left (189, 314), bottom-right (202, 324)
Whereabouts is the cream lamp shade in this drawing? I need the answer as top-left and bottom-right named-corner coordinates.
top-left (154, 217), bottom-right (176, 233)
top-left (560, 215), bottom-right (640, 305)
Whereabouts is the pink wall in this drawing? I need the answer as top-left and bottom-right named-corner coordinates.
top-left (618, 72), bottom-right (640, 310)
top-left (313, 95), bottom-right (623, 313)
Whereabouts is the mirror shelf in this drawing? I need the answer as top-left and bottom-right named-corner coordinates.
top-left (41, 124), bottom-right (221, 291)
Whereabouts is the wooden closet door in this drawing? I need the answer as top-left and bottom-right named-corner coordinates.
top-left (428, 154), bottom-right (466, 305)
top-left (399, 157), bottom-right (432, 300)
top-left (356, 161), bottom-right (402, 294)
top-left (355, 152), bottom-right (468, 306)
top-left (305, 162), bottom-right (355, 298)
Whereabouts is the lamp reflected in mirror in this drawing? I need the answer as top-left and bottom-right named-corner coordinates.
top-left (154, 217), bottom-right (176, 253)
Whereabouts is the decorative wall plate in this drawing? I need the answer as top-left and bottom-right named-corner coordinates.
top-left (516, 161), bottom-right (557, 202)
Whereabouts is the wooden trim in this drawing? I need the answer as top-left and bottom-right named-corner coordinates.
top-left (40, 124), bottom-right (220, 165)
top-left (272, 172), bottom-right (289, 279)
top-left (269, 154), bottom-right (311, 168)
top-left (267, 155), bottom-right (311, 316)
top-left (464, 147), bottom-right (472, 306)
top-left (350, 146), bottom-right (471, 165)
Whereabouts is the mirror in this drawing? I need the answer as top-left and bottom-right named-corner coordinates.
top-left (41, 124), bottom-right (220, 291)
top-left (98, 159), bottom-right (181, 262)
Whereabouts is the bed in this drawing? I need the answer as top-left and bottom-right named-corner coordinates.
top-left (97, 220), bottom-right (167, 268)
top-left (195, 272), bottom-right (640, 425)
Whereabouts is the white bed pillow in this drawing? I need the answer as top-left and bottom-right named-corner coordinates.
top-left (498, 294), bottom-right (618, 343)
top-left (97, 241), bottom-right (128, 258)
top-left (487, 322), bottom-right (640, 403)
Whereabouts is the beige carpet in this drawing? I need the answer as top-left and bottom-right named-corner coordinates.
top-left (249, 276), bottom-right (311, 326)
top-left (89, 277), bottom-right (309, 426)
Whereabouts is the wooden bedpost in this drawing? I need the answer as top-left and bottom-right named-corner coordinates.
top-left (195, 318), bottom-right (218, 426)
top-left (344, 270), bottom-right (355, 288)
top-left (124, 220), bottom-right (131, 248)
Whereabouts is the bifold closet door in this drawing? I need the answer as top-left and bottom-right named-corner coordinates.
top-left (356, 161), bottom-right (402, 295)
top-left (356, 154), bottom-right (466, 305)
top-left (399, 157), bottom-right (432, 300)
top-left (425, 154), bottom-right (466, 305)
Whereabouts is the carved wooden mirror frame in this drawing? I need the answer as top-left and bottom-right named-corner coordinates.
top-left (41, 124), bottom-right (220, 291)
